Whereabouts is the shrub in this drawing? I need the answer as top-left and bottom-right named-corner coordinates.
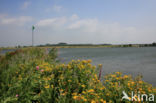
top-left (0, 48), bottom-right (155, 103)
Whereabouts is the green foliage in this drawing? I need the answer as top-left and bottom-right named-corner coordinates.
top-left (0, 48), bottom-right (155, 103)
top-left (48, 48), bottom-right (58, 61)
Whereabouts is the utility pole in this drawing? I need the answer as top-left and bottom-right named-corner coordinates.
top-left (32, 25), bottom-right (35, 46)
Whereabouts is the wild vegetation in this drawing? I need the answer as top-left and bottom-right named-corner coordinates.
top-left (0, 48), bottom-right (155, 103)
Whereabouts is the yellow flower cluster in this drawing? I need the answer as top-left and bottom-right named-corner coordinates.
top-left (6, 55), bottom-right (155, 103)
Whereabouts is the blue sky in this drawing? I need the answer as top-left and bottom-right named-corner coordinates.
top-left (0, 0), bottom-right (156, 46)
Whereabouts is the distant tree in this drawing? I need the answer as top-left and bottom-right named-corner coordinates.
top-left (144, 44), bottom-right (148, 47)
top-left (123, 45), bottom-right (129, 47)
top-left (45, 43), bottom-right (52, 46)
top-left (57, 42), bottom-right (67, 45)
top-left (152, 42), bottom-right (156, 46)
top-left (17, 45), bottom-right (21, 48)
top-left (128, 44), bottom-right (132, 47)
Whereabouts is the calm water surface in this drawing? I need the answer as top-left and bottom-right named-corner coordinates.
top-left (58, 47), bottom-right (156, 86)
top-left (0, 49), bottom-right (15, 54)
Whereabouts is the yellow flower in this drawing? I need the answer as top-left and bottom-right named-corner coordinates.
top-left (87, 63), bottom-right (92, 67)
top-left (93, 66), bottom-right (96, 69)
top-left (100, 86), bottom-right (105, 90)
top-left (94, 74), bottom-right (98, 79)
top-left (51, 85), bottom-right (54, 88)
top-left (73, 95), bottom-right (77, 100)
top-left (81, 96), bottom-right (87, 101)
top-left (141, 91), bottom-right (145, 94)
top-left (73, 96), bottom-right (80, 100)
top-left (105, 80), bottom-right (109, 82)
top-left (61, 64), bottom-right (65, 67)
top-left (148, 87), bottom-right (152, 92)
top-left (109, 100), bottom-right (113, 103)
top-left (59, 89), bottom-right (64, 93)
top-left (61, 93), bottom-right (65, 96)
top-left (82, 91), bottom-right (86, 94)
top-left (106, 93), bottom-right (110, 96)
top-left (78, 64), bottom-right (85, 69)
top-left (42, 62), bottom-right (49, 66)
top-left (60, 75), bottom-right (64, 80)
top-left (139, 88), bottom-right (142, 91)
top-left (98, 64), bottom-right (102, 67)
top-left (77, 59), bottom-right (80, 62)
top-left (103, 101), bottom-right (106, 103)
top-left (123, 75), bottom-right (128, 79)
top-left (81, 84), bottom-right (86, 88)
top-left (116, 72), bottom-right (121, 75)
top-left (138, 81), bottom-right (143, 84)
top-left (83, 98), bottom-right (87, 102)
top-left (91, 100), bottom-right (96, 103)
top-left (45, 67), bottom-right (52, 72)
top-left (88, 89), bottom-right (94, 93)
top-left (116, 77), bottom-right (119, 80)
top-left (68, 80), bottom-right (72, 82)
top-left (87, 59), bottom-right (92, 63)
top-left (72, 93), bottom-right (77, 96)
top-left (44, 85), bottom-right (50, 88)
top-left (153, 88), bottom-right (156, 92)
top-left (131, 81), bottom-right (135, 85)
top-left (100, 99), bottom-right (106, 103)
top-left (82, 60), bottom-right (87, 64)
top-left (111, 74), bottom-right (116, 78)
top-left (67, 64), bottom-right (71, 69)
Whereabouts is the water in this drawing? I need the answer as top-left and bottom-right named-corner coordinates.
top-left (0, 49), bottom-right (15, 54)
top-left (58, 47), bottom-right (156, 86)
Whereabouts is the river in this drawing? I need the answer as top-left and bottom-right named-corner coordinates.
top-left (58, 47), bottom-right (156, 86)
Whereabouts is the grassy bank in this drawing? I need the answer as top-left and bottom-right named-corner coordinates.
top-left (31, 45), bottom-right (141, 48)
top-left (0, 48), bottom-right (155, 103)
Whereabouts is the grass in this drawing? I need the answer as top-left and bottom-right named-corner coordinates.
top-left (38, 45), bottom-right (140, 48)
top-left (0, 48), bottom-right (155, 103)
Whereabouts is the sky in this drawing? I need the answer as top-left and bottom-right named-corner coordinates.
top-left (0, 0), bottom-right (156, 47)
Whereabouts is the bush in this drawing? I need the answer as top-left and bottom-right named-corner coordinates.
top-left (0, 48), bottom-right (155, 103)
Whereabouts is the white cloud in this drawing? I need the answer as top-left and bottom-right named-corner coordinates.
top-left (36, 17), bottom-right (66, 27)
top-left (0, 15), bottom-right (33, 26)
top-left (53, 5), bottom-right (62, 12)
top-left (35, 14), bottom-right (156, 44)
top-left (36, 15), bottom-right (136, 35)
top-left (70, 14), bottom-right (79, 21)
top-left (0, 14), bottom-right (8, 18)
top-left (45, 5), bottom-right (63, 13)
top-left (68, 18), bottom-right (98, 33)
top-left (21, 1), bottom-right (31, 9)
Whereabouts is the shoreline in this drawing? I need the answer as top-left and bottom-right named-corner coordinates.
top-left (1, 44), bottom-right (156, 50)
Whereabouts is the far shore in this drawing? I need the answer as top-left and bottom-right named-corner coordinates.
top-left (1, 43), bottom-right (156, 50)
